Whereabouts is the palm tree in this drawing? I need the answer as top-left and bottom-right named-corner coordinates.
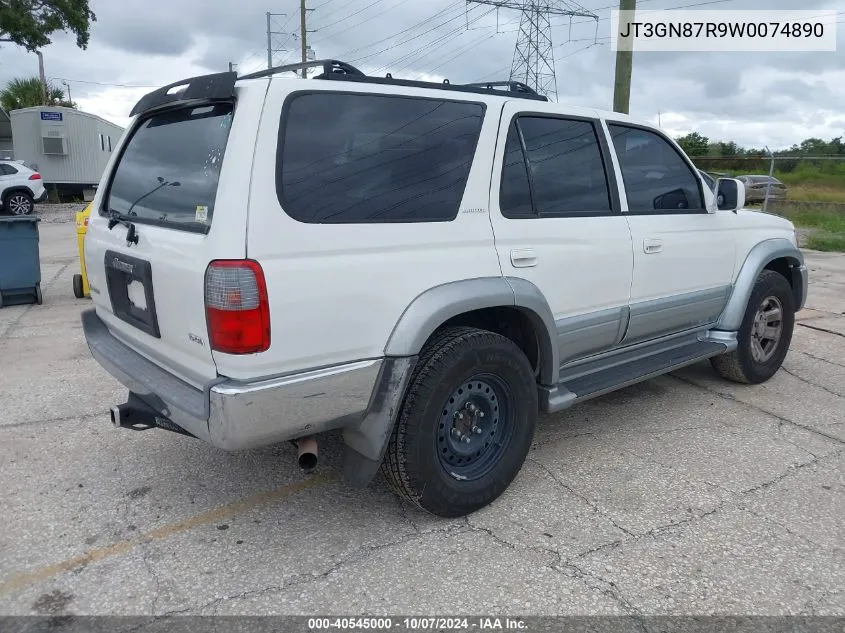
top-left (0, 77), bottom-right (77, 111)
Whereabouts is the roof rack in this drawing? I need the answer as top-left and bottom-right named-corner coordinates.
top-left (462, 81), bottom-right (540, 96)
top-left (239, 58), bottom-right (548, 102)
top-left (129, 59), bottom-right (547, 117)
top-left (238, 59), bottom-right (366, 81)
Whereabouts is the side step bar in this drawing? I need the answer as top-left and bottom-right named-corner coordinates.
top-left (540, 335), bottom-right (733, 413)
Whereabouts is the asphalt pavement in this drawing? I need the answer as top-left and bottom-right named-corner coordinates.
top-left (0, 217), bottom-right (842, 618)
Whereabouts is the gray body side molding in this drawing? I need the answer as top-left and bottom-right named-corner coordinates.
top-left (384, 276), bottom-right (559, 385)
top-left (716, 238), bottom-right (805, 331)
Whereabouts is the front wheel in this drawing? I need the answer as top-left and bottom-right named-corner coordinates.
top-left (381, 327), bottom-right (538, 517)
top-left (711, 270), bottom-right (795, 384)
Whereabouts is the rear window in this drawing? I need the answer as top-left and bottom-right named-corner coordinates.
top-left (277, 92), bottom-right (485, 223)
top-left (105, 103), bottom-right (234, 233)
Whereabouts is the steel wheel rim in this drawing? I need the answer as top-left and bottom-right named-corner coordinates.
top-left (750, 295), bottom-right (783, 363)
top-left (436, 374), bottom-right (515, 481)
top-left (9, 195), bottom-right (31, 215)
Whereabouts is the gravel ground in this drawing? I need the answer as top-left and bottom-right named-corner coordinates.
top-left (32, 202), bottom-right (88, 224)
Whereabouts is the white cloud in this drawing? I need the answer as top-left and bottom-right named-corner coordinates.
top-left (0, 0), bottom-right (842, 149)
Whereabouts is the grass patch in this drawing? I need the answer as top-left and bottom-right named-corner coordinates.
top-left (784, 210), bottom-right (845, 233)
top-left (784, 184), bottom-right (845, 203)
top-left (806, 232), bottom-right (845, 252)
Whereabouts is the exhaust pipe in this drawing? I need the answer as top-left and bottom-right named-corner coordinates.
top-left (296, 436), bottom-right (318, 472)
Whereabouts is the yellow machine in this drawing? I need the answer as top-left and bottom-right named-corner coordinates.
top-left (73, 203), bottom-right (92, 299)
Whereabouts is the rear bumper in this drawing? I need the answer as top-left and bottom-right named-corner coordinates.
top-left (81, 309), bottom-right (384, 450)
top-left (33, 189), bottom-right (48, 203)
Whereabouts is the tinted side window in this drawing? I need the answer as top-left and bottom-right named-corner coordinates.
top-left (0, 164), bottom-right (18, 175)
top-left (500, 122), bottom-right (534, 218)
top-left (278, 93), bottom-right (485, 224)
top-left (519, 117), bottom-right (613, 216)
top-left (609, 125), bottom-right (704, 213)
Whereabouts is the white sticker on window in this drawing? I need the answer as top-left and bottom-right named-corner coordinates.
top-left (195, 205), bottom-right (209, 223)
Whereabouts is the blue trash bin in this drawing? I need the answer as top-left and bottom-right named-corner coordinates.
top-left (0, 216), bottom-right (42, 308)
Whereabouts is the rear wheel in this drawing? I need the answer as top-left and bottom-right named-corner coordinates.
top-left (711, 270), bottom-right (795, 384)
top-left (34, 284), bottom-right (42, 305)
top-left (381, 327), bottom-right (537, 517)
top-left (5, 191), bottom-right (34, 215)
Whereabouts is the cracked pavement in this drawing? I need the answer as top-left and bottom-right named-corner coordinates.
top-left (0, 222), bottom-right (842, 616)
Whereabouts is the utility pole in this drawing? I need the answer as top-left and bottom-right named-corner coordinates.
top-left (612, 0), bottom-right (636, 114)
top-left (467, 1), bottom-right (597, 101)
top-left (35, 51), bottom-right (47, 105)
top-left (300, 0), bottom-right (308, 78)
top-left (62, 80), bottom-right (72, 105)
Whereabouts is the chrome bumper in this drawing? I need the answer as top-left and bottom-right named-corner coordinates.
top-left (81, 309), bottom-right (383, 450)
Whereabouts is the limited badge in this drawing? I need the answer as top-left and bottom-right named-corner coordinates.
top-left (195, 205), bottom-right (209, 223)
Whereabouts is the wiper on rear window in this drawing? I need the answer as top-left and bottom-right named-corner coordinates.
top-left (107, 210), bottom-right (139, 245)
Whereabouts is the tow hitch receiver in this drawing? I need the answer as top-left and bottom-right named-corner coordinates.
top-left (110, 394), bottom-right (195, 438)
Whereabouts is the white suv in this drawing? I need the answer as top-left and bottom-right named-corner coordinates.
top-left (0, 160), bottom-right (47, 215)
top-left (81, 60), bottom-right (807, 517)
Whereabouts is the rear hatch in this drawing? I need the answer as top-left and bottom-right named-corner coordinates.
top-left (84, 82), bottom-right (262, 388)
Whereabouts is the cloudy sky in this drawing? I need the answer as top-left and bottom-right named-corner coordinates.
top-left (1, 0), bottom-right (842, 149)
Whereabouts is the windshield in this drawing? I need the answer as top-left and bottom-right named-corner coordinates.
top-left (105, 103), bottom-right (234, 233)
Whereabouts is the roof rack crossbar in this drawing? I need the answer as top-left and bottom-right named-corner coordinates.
top-left (238, 59), bottom-right (365, 81)
top-left (461, 81), bottom-right (540, 96)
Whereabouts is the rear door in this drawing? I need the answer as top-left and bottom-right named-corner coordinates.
top-left (488, 101), bottom-right (634, 367)
top-left (84, 83), bottom-right (266, 387)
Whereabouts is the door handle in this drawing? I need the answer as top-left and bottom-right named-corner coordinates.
top-left (510, 249), bottom-right (538, 268)
top-left (643, 239), bottom-right (663, 254)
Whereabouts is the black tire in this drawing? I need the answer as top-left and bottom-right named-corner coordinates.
top-left (34, 284), bottom-right (42, 305)
top-left (4, 191), bottom-right (34, 216)
top-left (73, 274), bottom-right (85, 299)
top-left (381, 326), bottom-right (538, 518)
top-left (711, 270), bottom-right (795, 384)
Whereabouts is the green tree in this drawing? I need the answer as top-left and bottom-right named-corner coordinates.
top-left (0, 76), bottom-right (75, 111)
top-left (0, 0), bottom-right (96, 51)
top-left (675, 131), bottom-right (710, 156)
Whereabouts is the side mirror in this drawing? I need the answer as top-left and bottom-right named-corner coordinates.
top-left (716, 178), bottom-right (745, 212)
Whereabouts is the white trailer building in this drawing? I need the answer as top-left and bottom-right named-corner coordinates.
top-left (10, 106), bottom-right (124, 200)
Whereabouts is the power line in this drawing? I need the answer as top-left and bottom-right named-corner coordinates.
top-left (315, 0), bottom-right (389, 33)
top-left (337, 2), bottom-right (458, 59)
top-left (348, 3), bottom-right (469, 64)
top-left (311, 0), bottom-right (417, 47)
top-left (48, 77), bottom-right (158, 88)
top-left (374, 7), bottom-right (496, 76)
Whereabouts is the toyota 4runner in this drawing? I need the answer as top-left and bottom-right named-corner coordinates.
top-left (81, 60), bottom-right (807, 517)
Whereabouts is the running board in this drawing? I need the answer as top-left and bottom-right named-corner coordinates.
top-left (539, 338), bottom-right (730, 413)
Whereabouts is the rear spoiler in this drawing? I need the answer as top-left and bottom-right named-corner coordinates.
top-left (130, 72), bottom-right (237, 118)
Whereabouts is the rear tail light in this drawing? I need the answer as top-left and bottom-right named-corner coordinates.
top-left (28, 173), bottom-right (42, 180)
top-left (204, 260), bottom-right (270, 354)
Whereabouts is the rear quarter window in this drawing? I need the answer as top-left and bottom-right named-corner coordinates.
top-left (277, 92), bottom-right (485, 223)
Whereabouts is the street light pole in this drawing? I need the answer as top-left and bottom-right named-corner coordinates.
top-left (62, 80), bottom-right (72, 105)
